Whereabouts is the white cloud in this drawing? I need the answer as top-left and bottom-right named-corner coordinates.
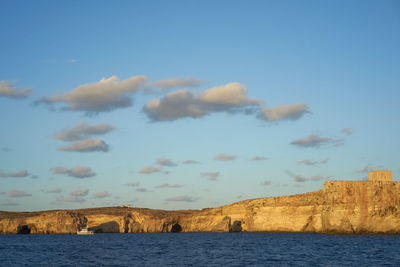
top-left (295, 175), bottom-right (325, 182)
top-left (136, 188), bottom-right (148, 192)
top-left (201, 172), bottom-right (220, 181)
top-left (52, 166), bottom-right (96, 178)
top-left (70, 189), bottom-right (89, 196)
top-left (53, 121), bottom-right (115, 141)
top-left (155, 157), bottom-right (177, 167)
top-left (0, 170), bottom-right (29, 178)
top-left (41, 188), bottom-right (62, 194)
top-left (0, 80), bottom-right (33, 99)
top-left (38, 75), bottom-right (147, 114)
top-left (139, 166), bottom-right (162, 174)
top-left (94, 191), bottom-right (111, 198)
top-left (58, 138), bottom-right (109, 152)
top-left (199, 82), bottom-right (262, 106)
top-left (9, 190), bottom-right (32, 198)
top-left (298, 158), bottom-right (329, 166)
top-left (290, 134), bottom-right (344, 148)
top-left (165, 195), bottom-right (198, 202)
top-left (214, 153), bottom-right (236, 162)
top-left (342, 128), bottom-right (353, 135)
top-left (143, 82), bottom-right (263, 121)
top-left (258, 103), bottom-right (311, 122)
top-left (182, 160), bottom-right (200, 165)
top-left (154, 183), bottom-right (183, 188)
top-left (124, 182), bottom-right (140, 187)
top-left (146, 77), bottom-right (206, 94)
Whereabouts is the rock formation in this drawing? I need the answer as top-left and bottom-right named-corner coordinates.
top-left (1, 171), bottom-right (399, 234)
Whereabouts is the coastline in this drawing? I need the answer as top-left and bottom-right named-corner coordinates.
top-left (2, 179), bottom-right (400, 235)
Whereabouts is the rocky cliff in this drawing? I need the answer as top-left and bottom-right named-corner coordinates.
top-left (2, 181), bottom-right (400, 234)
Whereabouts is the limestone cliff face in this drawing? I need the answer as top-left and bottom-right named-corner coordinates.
top-left (0, 210), bottom-right (86, 234)
top-left (320, 181), bottom-right (400, 234)
top-left (1, 181), bottom-right (400, 234)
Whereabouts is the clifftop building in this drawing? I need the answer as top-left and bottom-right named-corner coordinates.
top-left (368, 170), bottom-right (392, 181)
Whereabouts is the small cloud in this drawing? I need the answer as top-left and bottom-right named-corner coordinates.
top-left (309, 176), bottom-right (324, 181)
top-left (139, 166), bottom-right (162, 174)
top-left (201, 172), bottom-right (220, 181)
top-left (58, 138), bottom-right (109, 152)
top-left (36, 75), bottom-right (147, 115)
top-left (0, 80), bottom-right (33, 99)
top-left (154, 183), bottom-right (183, 188)
top-left (53, 121), bottom-right (115, 141)
top-left (9, 190), bottom-right (32, 198)
top-left (0, 170), bottom-right (29, 178)
top-left (94, 191), bottom-right (111, 198)
top-left (165, 195), bottom-right (198, 202)
top-left (342, 128), bottom-right (352, 135)
top-left (261, 180), bottom-right (272, 185)
top-left (290, 134), bottom-right (344, 148)
top-left (54, 196), bottom-right (86, 203)
top-left (136, 188), bottom-right (148, 192)
top-left (41, 188), bottom-right (62, 194)
top-left (182, 160), bottom-right (201, 165)
top-left (357, 164), bottom-right (373, 174)
top-left (70, 189), bottom-right (89, 197)
top-left (251, 156), bottom-right (268, 161)
top-left (258, 103), bottom-right (311, 122)
top-left (155, 157), bottom-right (177, 167)
top-left (295, 175), bottom-right (325, 182)
top-left (214, 153), bottom-right (236, 162)
top-left (0, 202), bottom-right (19, 207)
top-left (298, 158), bottom-right (329, 166)
top-left (124, 182), bottom-right (140, 187)
top-left (1, 147), bottom-right (11, 152)
top-left (67, 58), bottom-right (77, 63)
top-left (52, 166), bottom-right (96, 178)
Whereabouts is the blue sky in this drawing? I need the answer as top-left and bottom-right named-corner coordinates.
top-left (0, 0), bottom-right (399, 211)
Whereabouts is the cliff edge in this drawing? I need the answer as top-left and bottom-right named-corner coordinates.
top-left (1, 171), bottom-right (399, 234)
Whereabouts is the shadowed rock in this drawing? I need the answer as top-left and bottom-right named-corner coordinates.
top-left (171, 223), bottom-right (182, 233)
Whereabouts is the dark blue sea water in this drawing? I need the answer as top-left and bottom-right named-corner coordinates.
top-left (1, 233), bottom-right (399, 266)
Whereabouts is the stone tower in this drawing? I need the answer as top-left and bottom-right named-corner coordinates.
top-left (368, 170), bottom-right (392, 181)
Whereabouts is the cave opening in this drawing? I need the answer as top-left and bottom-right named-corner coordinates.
top-left (17, 225), bottom-right (31, 234)
top-left (230, 221), bottom-right (242, 232)
top-left (171, 223), bottom-right (182, 233)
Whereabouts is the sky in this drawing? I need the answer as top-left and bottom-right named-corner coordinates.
top-left (0, 0), bottom-right (399, 211)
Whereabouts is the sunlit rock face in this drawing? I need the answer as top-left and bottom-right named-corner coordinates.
top-left (2, 174), bottom-right (400, 234)
top-left (0, 210), bottom-right (87, 234)
top-left (320, 181), bottom-right (400, 234)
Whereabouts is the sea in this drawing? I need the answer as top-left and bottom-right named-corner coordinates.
top-left (1, 233), bottom-right (399, 266)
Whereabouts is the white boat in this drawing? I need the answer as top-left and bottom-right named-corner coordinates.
top-left (77, 226), bottom-right (94, 235)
